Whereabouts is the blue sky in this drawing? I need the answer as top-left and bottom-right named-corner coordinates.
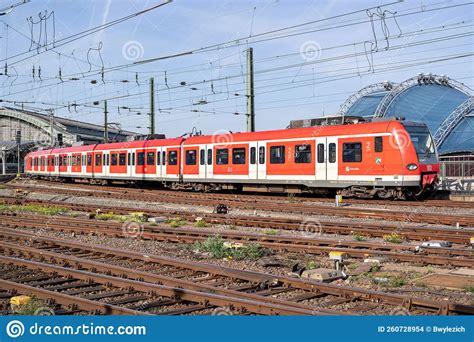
top-left (1, 0), bottom-right (473, 138)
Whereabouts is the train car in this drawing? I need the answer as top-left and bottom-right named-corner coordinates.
top-left (25, 118), bottom-right (439, 199)
top-left (25, 138), bottom-right (184, 184)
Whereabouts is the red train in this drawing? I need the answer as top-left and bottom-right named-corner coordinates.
top-left (25, 118), bottom-right (439, 199)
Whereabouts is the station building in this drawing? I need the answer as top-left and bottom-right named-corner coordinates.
top-left (0, 106), bottom-right (138, 173)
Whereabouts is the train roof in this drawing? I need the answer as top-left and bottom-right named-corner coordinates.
top-left (184, 120), bottom-right (398, 145)
top-left (26, 120), bottom-right (409, 157)
top-left (26, 138), bottom-right (184, 157)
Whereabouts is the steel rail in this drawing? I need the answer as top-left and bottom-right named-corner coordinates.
top-left (2, 228), bottom-right (472, 315)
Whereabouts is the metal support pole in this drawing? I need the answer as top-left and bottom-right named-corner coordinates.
top-left (150, 77), bottom-right (155, 136)
top-left (49, 111), bottom-right (54, 146)
top-left (1, 147), bottom-right (6, 175)
top-left (17, 144), bottom-right (20, 176)
top-left (104, 100), bottom-right (108, 143)
top-left (246, 47), bottom-right (255, 132)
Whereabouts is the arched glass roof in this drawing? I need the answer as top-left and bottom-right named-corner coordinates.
top-left (383, 84), bottom-right (469, 136)
top-left (341, 75), bottom-right (473, 154)
top-left (344, 92), bottom-right (389, 117)
top-left (441, 116), bottom-right (474, 154)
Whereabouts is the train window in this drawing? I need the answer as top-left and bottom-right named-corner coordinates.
top-left (87, 154), bottom-right (92, 166)
top-left (329, 143), bottom-right (336, 163)
top-left (259, 146), bottom-right (265, 164)
top-left (317, 144), bottom-right (325, 163)
top-left (137, 152), bottom-right (145, 166)
top-left (216, 148), bottom-right (228, 165)
top-left (186, 150), bottom-right (197, 165)
top-left (72, 157), bottom-right (76, 166)
top-left (343, 143), bottom-right (362, 162)
top-left (127, 153), bottom-right (131, 166)
top-left (250, 147), bottom-right (256, 165)
top-left (162, 151), bottom-right (166, 165)
top-left (232, 148), bottom-right (246, 164)
top-left (295, 144), bottom-right (311, 163)
top-left (58, 157), bottom-right (62, 166)
top-left (207, 149), bottom-right (212, 165)
top-left (147, 152), bottom-right (155, 165)
top-left (169, 151), bottom-right (178, 165)
top-left (119, 153), bottom-right (126, 166)
top-left (270, 146), bottom-right (285, 164)
top-left (111, 154), bottom-right (117, 166)
top-left (64, 156), bottom-right (67, 166)
top-left (157, 151), bottom-right (161, 165)
top-left (200, 150), bottom-right (205, 165)
top-left (95, 154), bottom-right (102, 166)
top-left (132, 153), bottom-right (135, 166)
top-left (375, 137), bottom-right (383, 152)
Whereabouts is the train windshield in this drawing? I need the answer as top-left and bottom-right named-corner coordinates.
top-left (405, 125), bottom-right (437, 164)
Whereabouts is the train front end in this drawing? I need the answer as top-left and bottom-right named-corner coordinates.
top-left (402, 122), bottom-right (440, 196)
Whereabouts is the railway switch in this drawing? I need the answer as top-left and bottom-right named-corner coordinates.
top-left (329, 251), bottom-right (347, 271)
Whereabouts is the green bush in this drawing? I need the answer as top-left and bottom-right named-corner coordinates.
top-left (193, 236), bottom-right (270, 260)
top-left (0, 204), bottom-right (66, 216)
top-left (195, 220), bottom-right (209, 228)
top-left (383, 233), bottom-right (404, 244)
top-left (166, 217), bottom-right (187, 228)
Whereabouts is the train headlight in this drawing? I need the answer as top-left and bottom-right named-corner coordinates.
top-left (407, 163), bottom-right (418, 171)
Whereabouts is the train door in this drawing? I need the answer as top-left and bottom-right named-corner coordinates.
top-left (145, 149), bottom-right (157, 176)
top-left (94, 152), bottom-right (103, 176)
top-left (127, 150), bottom-right (133, 178)
top-left (199, 146), bottom-right (206, 179)
top-left (86, 153), bottom-right (93, 174)
top-left (257, 143), bottom-right (266, 179)
top-left (135, 149), bottom-right (145, 177)
top-left (166, 148), bottom-right (180, 177)
top-left (315, 138), bottom-right (327, 180)
top-left (326, 137), bottom-right (338, 181)
top-left (47, 155), bottom-right (54, 174)
top-left (205, 146), bottom-right (213, 178)
top-left (248, 142), bottom-right (258, 180)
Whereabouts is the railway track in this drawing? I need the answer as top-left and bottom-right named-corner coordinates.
top-left (15, 179), bottom-right (473, 209)
top-left (7, 181), bottom-right (474, 226)
top-left (1, 228), bottom-right (472, 315)
top-left (1, 210), bottom-right (473, 267)
top-left (2, 196), bottom-right (473, 246)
